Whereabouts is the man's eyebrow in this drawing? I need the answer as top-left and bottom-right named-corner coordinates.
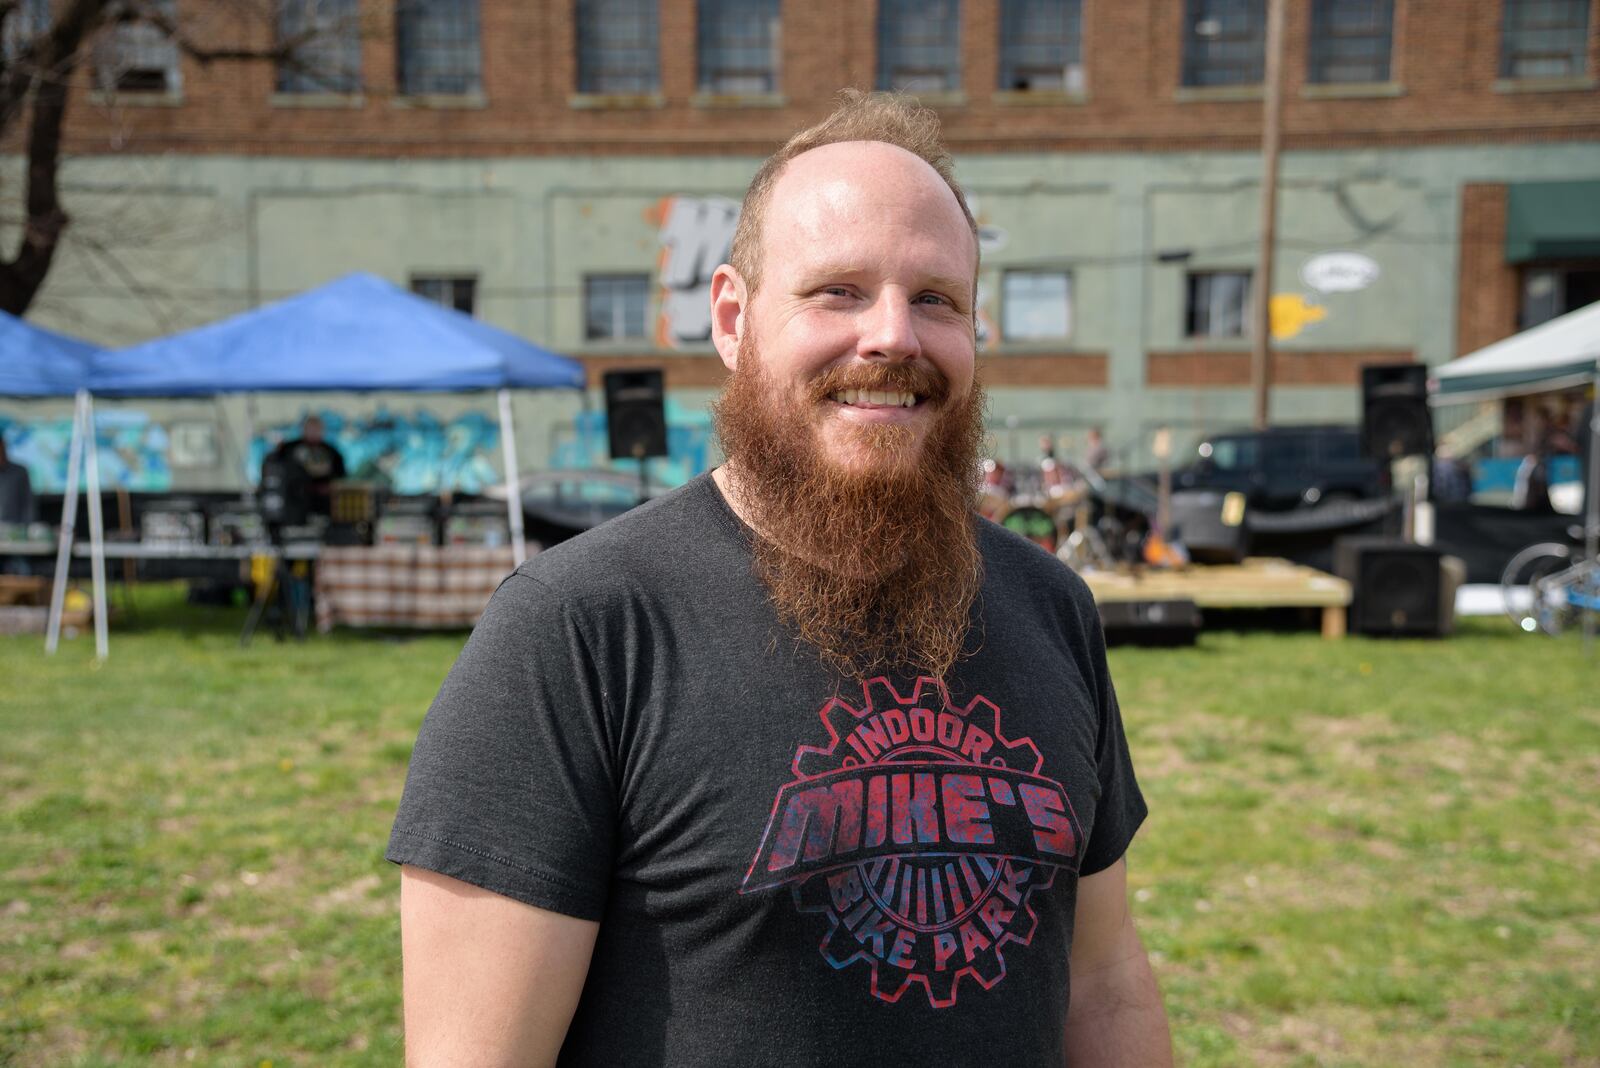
top-left (794, 264), bottom-right (974, 297)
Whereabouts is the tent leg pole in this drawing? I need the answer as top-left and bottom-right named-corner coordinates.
top-left (84, 393), bottom-right (109, 660)
top-left (497, 389), bottom-right (526, 566)
top-left (44, 391), bottom-right (87, 654)
top-left (1585, 372), bottom-right (1599, 652)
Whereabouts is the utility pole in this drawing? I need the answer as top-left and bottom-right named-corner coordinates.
top-left (1251, 0), bottom-right (1286, 430)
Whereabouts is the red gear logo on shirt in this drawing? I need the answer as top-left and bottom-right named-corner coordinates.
top-left (740, 677), bottom-right (1083, 1008)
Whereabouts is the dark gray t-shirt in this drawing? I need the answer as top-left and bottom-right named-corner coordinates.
top-left (388, 474), bottom-right (1145, 1066)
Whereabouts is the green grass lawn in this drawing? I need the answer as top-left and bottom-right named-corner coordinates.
top-left (4, 585), bottom-right (1598, 1066)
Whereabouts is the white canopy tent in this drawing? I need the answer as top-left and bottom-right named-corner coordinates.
top-left (1431, 299), bottom-right (1600, 406)
top-left (1432, 299), bottom-right (1599, 646)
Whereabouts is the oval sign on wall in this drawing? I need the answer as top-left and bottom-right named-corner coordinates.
top-left (1301, 252), bottom-right (1380, 293)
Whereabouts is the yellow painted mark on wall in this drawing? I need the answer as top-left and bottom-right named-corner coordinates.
top-left (1270, 293), bottom-right (1328, 341)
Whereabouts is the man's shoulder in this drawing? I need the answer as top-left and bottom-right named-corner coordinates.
top-left (511, 474), bottom-right (738, 603)
top-left (976, 516), bottom-right (1095, 608)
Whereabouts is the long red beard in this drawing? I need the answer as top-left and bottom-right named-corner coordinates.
top-left (712, 338), bottom-right (986, 680)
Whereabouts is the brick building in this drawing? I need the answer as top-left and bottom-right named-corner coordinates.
top-left (15, 0), bottom-right (1600, 484)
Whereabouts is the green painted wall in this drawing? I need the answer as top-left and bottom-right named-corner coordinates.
top-left (8, 139), bottom-right (1598, 486)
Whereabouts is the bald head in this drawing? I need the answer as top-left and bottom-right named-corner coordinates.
top-left (728, 91), bottom-right (978, 295)
top-left (762, 141), bottom-right (978, 289)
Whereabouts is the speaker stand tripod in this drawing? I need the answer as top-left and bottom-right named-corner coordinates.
top-left (240, 533), bottom-right (310, 646)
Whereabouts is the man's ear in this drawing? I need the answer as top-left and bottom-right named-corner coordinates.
top-left (710, 264), bottom-right (747, 371)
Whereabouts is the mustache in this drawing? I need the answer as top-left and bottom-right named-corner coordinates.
top-left (805, 362), bottom-right (950, 406)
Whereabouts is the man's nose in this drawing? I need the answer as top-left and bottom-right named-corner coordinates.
top-left (855, 293), bottom-right (921, 362)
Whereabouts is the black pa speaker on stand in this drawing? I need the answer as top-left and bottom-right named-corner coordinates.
top-left (1361, 363), bottom-right (1433, 462)
top-left (603, 368), bottom-right (668, 503)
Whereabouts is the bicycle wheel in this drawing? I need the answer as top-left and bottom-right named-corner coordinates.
top-left (1500, 543), bottom-right (1573, 635)
top-left (1539, 562), bottom-right (1600, 637)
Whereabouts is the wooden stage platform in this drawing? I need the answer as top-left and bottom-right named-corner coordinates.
top-left (1081, 558), bottom-right (1353, 639)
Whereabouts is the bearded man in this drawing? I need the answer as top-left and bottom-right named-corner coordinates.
top-left (389, 92), bottom-right (1171, 1067)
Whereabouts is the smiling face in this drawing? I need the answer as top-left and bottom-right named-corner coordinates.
top-left (709, 140), bottom-right (986, 680)
top-left (713, 140), bottom-right (979, 477)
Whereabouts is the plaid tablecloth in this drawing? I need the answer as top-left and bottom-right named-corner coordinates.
top-left (314, 545), bottom-right (522, 631)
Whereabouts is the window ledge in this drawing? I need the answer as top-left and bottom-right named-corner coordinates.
top-left (1174, 84), bottom-right (1263, 102)
top-left (1493, 75), bottom-right (1598, 94)
top-left (1301, 80), bottom-right (1404, 99)
top-left (392, 92), bottom-right (488, 110)
top-left (568, 92), bottom-right (667, 110)
top-left (891, 89), bottom-right (968, 108)
top-left (690, 91), bottom-right (786, 109)
top-left (990, 343), bottom-right (1086, 353)
top-left (270, 92), bottom-right (365, 109)
top-left (992, 89), bottom-right (1090, 107)
top-left (1181, 335), bottom-right (1253, 347)
top-left (87, 90), bottom-right (183, 108)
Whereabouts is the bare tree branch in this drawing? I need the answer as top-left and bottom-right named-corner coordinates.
top-left (0, 0), bottom-right (363, 316)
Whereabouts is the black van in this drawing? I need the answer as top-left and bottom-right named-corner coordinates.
top-left (1174, 425), bottom-right (1390, 512)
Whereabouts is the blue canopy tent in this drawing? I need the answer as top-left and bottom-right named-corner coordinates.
top-left (47, 273), bottom-right (586, 657)
top-left (89, 273), bottom-right (583, 395)
top-left (0, 309), bottom-right (99, 396)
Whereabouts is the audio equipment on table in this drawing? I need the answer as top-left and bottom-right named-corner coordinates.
top-left (445, 502), bottom-right (511, 548)
top-left (1168, 490), bottom-right (1250, 566)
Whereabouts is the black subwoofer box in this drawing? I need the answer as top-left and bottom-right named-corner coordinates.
top-left (1335, 537), bottom-right (1444, 637)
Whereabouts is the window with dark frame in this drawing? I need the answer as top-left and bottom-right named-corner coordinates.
top-left (411, 276), bottom-right (478, 316)
top-left (395, 0), bottom-right (481, 96)
top-left (1185, 270), bottom-right (1251, 338)
top-left (1520, 265), bottom-right (1600, 330)
top-left (1500, 0), bottom-right (1591, 79)
top-left (93, 0), bottom-right (180, 94)
top-left (877, 0), bottom-right (961, 93)
top-left (277, 0), bottom-right (362, 94)
top-left (1307, 0), bottom-right (1393, 84)
top-left (998, 0), bottom-right (1084, 92)
top-left (577, 0), bottom-right (660, 94)
top-left (1002, 270), bottom-right (1073, 340)
top-left (2, 0), bottom-right (51, 62)
top-left (585, 275), bottom-right (650, 340)
top-left (698, 0), bottom-right (780, 94)
top-left (1181, 0), bottom-right (1265, 87)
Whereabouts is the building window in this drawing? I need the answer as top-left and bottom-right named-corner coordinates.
top-left (697, 0), bottom-right (779, 94)
top-left (998, 0), bottom-right (1083, 92)
top-left (577, 0), bottom-right (660, 94)
top-left (585, 275), bottom-right (650, 340)
top-left (412, 275), bottom-right (477, 315)
top-left (277, 0), bottom-right (362, 94)
top-left (1308, 0), bottom-right (1393, 83)
top-left (1520, 266), bottom-right (1600, 329)
top-left (2, 0), bottom-right (51, 62)
top-left (1002, 271), bottom-right (1073, 340)
top-left (1500, 0), bottom-right (1591, 79)
top-left (1185, 270), bottom-right (1250, 338)
top-left (877, 0), bottom-right (960, 93)
top-left (94, 0), bottom-right (180, 94)
top-left (1181, 0), bottom-right (1265, 87)
top-left (395, 0), bottom-right (481, 96)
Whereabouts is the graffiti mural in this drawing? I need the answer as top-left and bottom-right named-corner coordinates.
top-left (551, 399), bottom-right (713, 489)
top-left (0, 411), bottom-right (172, 492)
top-left (655, 195), bottom-right (740, 347)
top-left (250, 408), bottom-right (502, 495)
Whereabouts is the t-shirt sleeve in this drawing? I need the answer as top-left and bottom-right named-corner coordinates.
top-left (386, 572), bottom-right (617, 921)
top-left (1076, 590), bottom-right (1148, 877)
